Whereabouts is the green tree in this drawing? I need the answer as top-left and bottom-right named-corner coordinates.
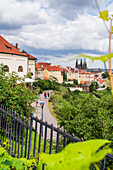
top-left (89, 81), bottom-right (99, 93)
top-left (63, 71), bottom-right (67, 81)
top-left (50, 89), bottom-right (113, 141)
top-left (73, 79), bottom-right (78, 85)
top-left (102, 72), bottom-right (109, 78)
top-left (0, 64), bottom-right (36, 117)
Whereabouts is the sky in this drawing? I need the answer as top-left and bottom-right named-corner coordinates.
top-left (0, 0), bottom-right (113, 69)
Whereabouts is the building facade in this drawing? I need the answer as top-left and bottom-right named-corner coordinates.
top-left (35, 62), bottom-right (63, 83)
top-left (0, 35), bottom-right (37, 80)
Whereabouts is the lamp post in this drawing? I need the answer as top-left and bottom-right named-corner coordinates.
top-left (40, 101), bottom-right (45, 137)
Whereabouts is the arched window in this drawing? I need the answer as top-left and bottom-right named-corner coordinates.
top-left (4, 65), bottom-right (9, 72)
top-left (18, 66), bottom-right (23, 72)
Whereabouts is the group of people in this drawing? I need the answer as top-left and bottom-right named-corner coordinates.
top-left (36, 91), bottom-right (50, 107)
top-left (44, 92), bottom-right (49, 99)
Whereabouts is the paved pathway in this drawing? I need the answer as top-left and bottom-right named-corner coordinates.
top-left (32, 91), bottom-right (58, 139)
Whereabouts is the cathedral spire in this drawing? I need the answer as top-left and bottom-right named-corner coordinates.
top-left (83, 58), bottom-right (87, 69)
top-left (75, 59), bottom-right (78, 68)
top-left (80, 58), bottom-right (82, 68)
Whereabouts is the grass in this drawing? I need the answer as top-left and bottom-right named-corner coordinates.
top-left (48, 100), bottom-right (58, 121)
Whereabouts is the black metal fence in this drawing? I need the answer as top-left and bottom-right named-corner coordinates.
top-left (0, 103), bottom-right (113, 170)
top-left (0, 104), bottom-right (80, 158)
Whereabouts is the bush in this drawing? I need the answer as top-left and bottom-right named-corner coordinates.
top-left (51, 88), bottom-right (113, 143)
top-left (0, 146), bottom-right (36, 169)
top-left (0, 64), bottom-right (36, 117)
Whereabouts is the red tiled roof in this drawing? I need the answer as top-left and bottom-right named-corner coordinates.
top-left (43, 77), bottom-right (48, 80)
top-left (35, 63), bottom-right (43, 69)
top-left (0, 35), bottom-right (26, 56)
top-left (38, 62), bottom-right (51, 68)
top-left (79, 69), bottom-right (86, 72)
top-left (100, 79), bottom-right (106, 83)
top-left (26, 53), bottom-right (37, 60)
top-left (80, 81), bottom-right (87, 84)
top-left (66, 67), bottom-right (76, 73)
top-left (47, 65), bottom-right (63, 71)
top-left (63, 68), bottom-right (68, 73)
top-left (79, 72), bottom-right (95, 74)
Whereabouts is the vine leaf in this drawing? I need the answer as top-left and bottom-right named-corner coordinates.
top-left (112, 26), bottom-right (113, 33)
top-left (99, 10), bottom-right (109, 21)
top-left (39, 140), bottom-right (112, 170)
top-left (75, 53), bottom-right (113, 62)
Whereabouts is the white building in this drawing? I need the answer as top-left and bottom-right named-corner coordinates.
top-left (0, 35), bottom-right (37, 80)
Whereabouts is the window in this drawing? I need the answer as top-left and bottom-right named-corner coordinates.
top-left (5, 44), bottom-right (12, 49)
top-left (18, 66), bottom-right (23, 72)
top-left (4, 65), bottom-right (9, 72)
top-left (28, 68), bottom-right (31, 73)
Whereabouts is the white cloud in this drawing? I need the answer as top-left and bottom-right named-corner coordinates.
top-left (0, 0), bottom-right (113, 69)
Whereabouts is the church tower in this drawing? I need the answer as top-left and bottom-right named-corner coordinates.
top-left (80, 58), bottom-right (82, 68)
top-left (75, 59), bottom-right (78, 69)
top-left (83, 58), bottom-right (87, 69)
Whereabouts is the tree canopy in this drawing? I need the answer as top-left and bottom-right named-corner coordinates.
top-left (0, 64), bottom-right (36, 117)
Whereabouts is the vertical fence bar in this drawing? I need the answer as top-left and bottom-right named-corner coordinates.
top-left (90, 164), bottom-right (93, 170)
top-left (5, 108), bottom-right (8, 142)
top-left (49, 124), bottom-right (53, 154)
top-left (11, 111), bottom-right (15, 155)
top-left (21, 117), bottom-right (25, 158)
top-left (43, 122), bottom-right (47, 153)
top-left (1, 107), bottom-right (4, 142)
top-left (18, 115), bottom-right (22, 158)
top-left (7, 112), bottom-right (10, 150)
top-left (56, 131), bottom-right (59, 153)
top-left (28, 113), bottom-right (33, 160)
top-left (101, 158), bottom-right (105, 170)
top-left (24, 119), bottom-right (29, 158)
top-left (15, 113), bottom-right (19, 156)
top-left (33, 117), bottom-right (37, 157)
top-left (63, 130), bottom-right (67, 148)
top-left (2, 105), bottom-right (5, 142)
top-left (9, 110), bottom-right (13, 152)
top-left (0, 105), bottom-right (1, 144)
top-left (3, 106), bottom-right (6, 142)
top-left (38, 121), bottom-right (42, 153)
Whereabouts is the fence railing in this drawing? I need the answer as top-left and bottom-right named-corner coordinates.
top-left (0, 103), bottom-right (113, 170)
top-left (0, 104), bottom-right (80, 158)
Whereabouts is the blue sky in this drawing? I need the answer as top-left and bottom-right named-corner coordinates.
top-left (0, 0), bottom-right (113, 68)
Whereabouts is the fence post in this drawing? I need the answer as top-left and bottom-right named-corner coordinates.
top-left (28, 113), bottom-right (33, 160)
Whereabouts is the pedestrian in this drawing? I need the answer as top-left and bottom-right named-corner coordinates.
top-left (47, 92), bottom-right (49, 98)
top-left (36, 100), bottom-right (38, 107)
top-left (44, 92), bottom-right (46, 99)
top-left (45, 92), bottom-right (47, 99)
top-left (39, 93), bottom-right (42, 100)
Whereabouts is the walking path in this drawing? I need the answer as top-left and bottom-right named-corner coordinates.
top-left (31, 91), bottom-right (58, 139)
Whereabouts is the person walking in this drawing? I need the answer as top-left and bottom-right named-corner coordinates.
top-left (44, 92), bottom-right (46, 99)
top-left (36, 100), bottom-right (38, 107)
top-left (39, 93), bottom-right (42, 100)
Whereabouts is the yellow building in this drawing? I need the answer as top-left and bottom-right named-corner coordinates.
top-left (35, 62), bottom-right (63, 83)
top-left (46, 65), bottom-right (63, 83)
top-left (79, 72), bottom-right (95, 84)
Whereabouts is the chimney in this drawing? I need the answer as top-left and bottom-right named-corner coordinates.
top-left (16, 43), bottom-right (18, 49)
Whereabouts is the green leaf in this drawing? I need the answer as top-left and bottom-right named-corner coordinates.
top-left (99, 10), bottom-right (109, 21)
top-left (12, 159), bottom-right (24, 170)
top-left (112, 26), bottom-right (113, 33)
top-left (2, 159), bottom-right (12, 166)
top-left (39, 140), bottom-right (112, 170)
top-left (75, 53), bottom-right (113, 62)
